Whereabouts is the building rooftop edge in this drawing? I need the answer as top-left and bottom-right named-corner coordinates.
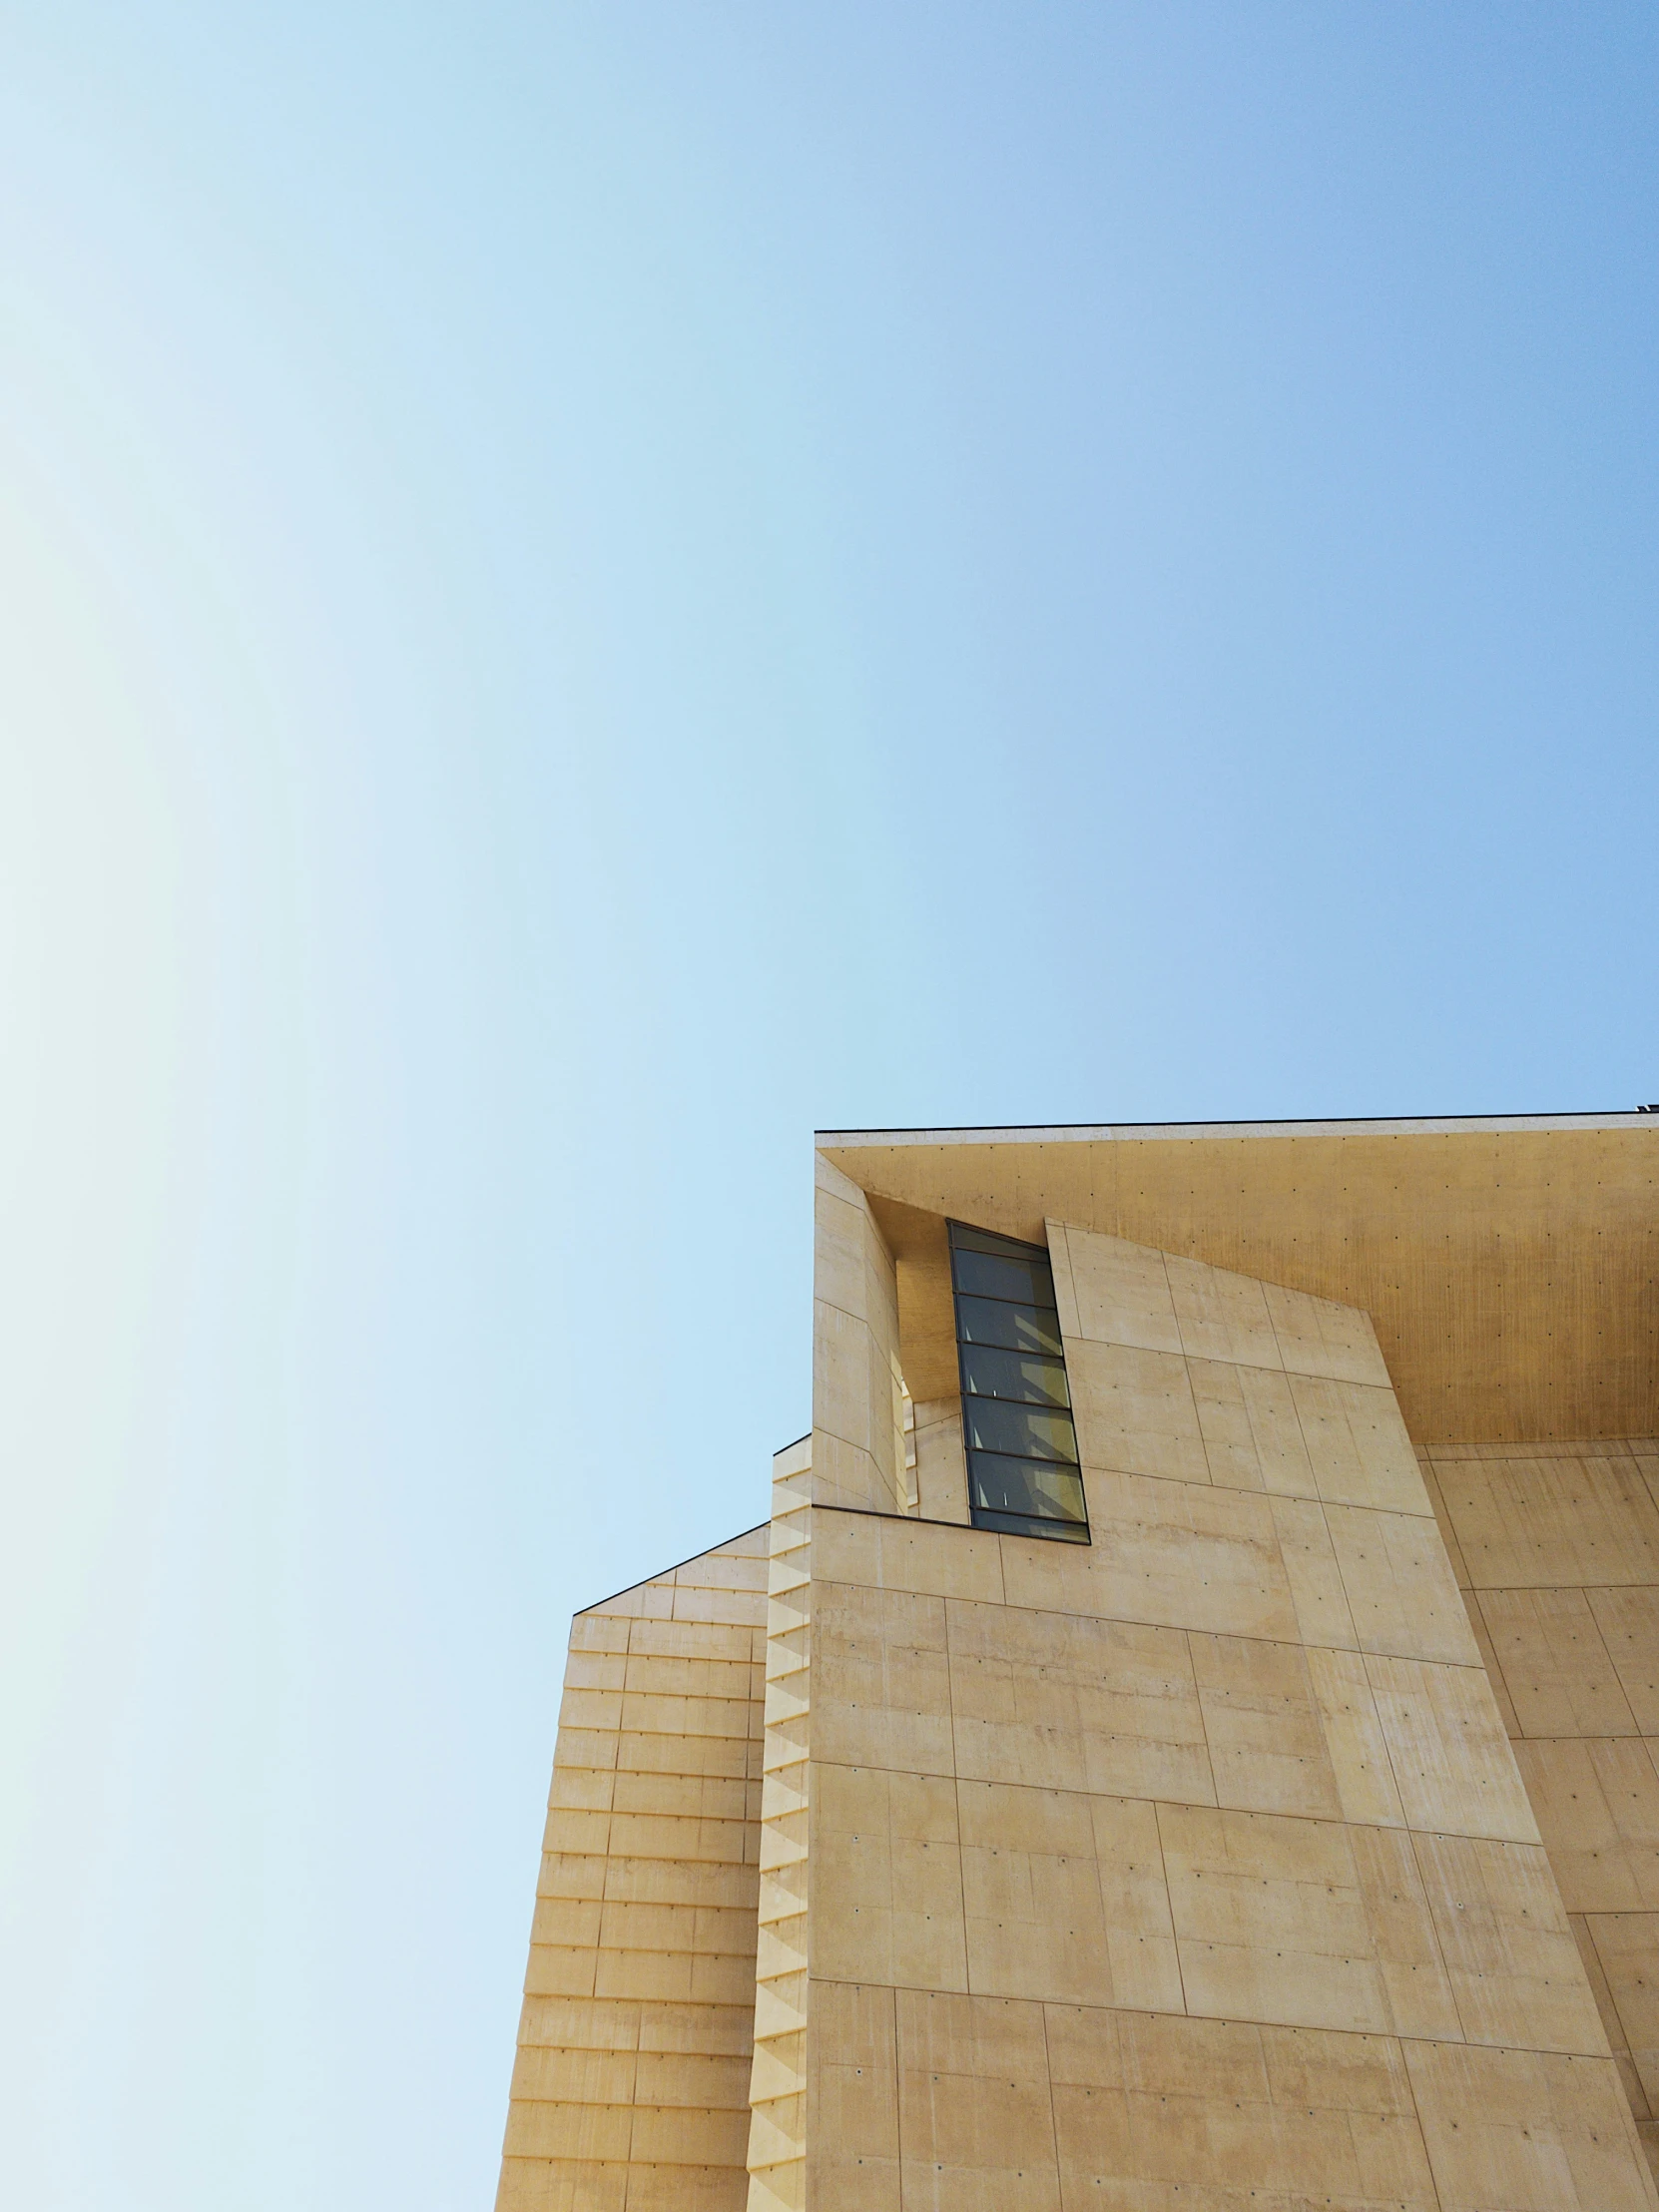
top-left (575, 1522), bottom-right (771, 1618)
top-left (817, 1110), bottom-right (1655, 1147)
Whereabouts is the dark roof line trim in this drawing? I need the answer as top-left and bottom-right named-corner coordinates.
top-left (818, 1109), bottom-right (1648, 1139)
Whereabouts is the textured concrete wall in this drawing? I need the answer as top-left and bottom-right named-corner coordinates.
top-left (1422, 1435), bottom-right (1659, 2180)
top-left (798, 1225), bottom-right (1658, 2209)
top-left (813, 1153), bottom-right (907, 1515)
top-left (495, 1530), bottom-right (768, 2212)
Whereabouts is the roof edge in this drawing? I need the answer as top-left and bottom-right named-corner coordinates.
top-left (576, 1522), bottom-right (770, 1618)
top-left (818, 1111), bottom-right (1654, 1147)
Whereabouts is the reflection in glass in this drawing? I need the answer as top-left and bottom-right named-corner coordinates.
top-left (950, 1247), bottom-right (1057, 1308)
top-left (955, 1295), bottom-right (1063, 1356)
top-left (961, 1396), bottom-right (1080, 1463)
top-left (967, 1452), bottom-right (1086, 1522)
top-left (950, 1224), bottom-right (1052, 1262)
top-left (959, 1344), bottom-right (1071, 1407)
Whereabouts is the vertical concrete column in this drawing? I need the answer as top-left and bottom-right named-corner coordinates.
top-left (811, 1152), bottom-right (907, 1515)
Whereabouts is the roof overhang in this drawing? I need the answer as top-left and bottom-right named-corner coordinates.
top-left (818, 1114), bottom-right (1659, 1445)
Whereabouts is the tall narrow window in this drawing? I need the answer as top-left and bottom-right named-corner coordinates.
top-left (948, 1221), bottom-right (1090, 1544)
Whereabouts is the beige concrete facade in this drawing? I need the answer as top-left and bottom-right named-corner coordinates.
top-left (1423, 1436), bottom-right (1659, 2153)
top-left (496, 1528), bottom-right (769, 2210)
top-left (497, 1115), bottom-right (1659, 2209)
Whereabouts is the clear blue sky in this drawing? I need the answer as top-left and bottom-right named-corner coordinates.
top-left (0, 5), bottom-right (1654, 2204)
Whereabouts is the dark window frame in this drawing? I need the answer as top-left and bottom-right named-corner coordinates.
top-left (947, 1218), bottom-right (1090, 1545)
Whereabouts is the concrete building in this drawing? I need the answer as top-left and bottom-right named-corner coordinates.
top-left (495, 1114), bottom-right (1659, 2210)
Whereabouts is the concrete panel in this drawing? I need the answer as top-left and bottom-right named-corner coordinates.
top-left (1088, 1794), bottom-right (1186, 2013)
top-left (1188, 1357), bottom-right (1314, 1496)
top-left (1287, 1373), bottom-right (1432, 1516)
top-left (945, 1599), bottom-right (1214, 1806)
top-left (1263, 1278), bottom-right (1394, 1388)
top-left (1435, 1451), bottom-right (1659, 1589)
top-left (1155, 1802), bottom-right (1390, 2035)
top-left (1512, 1737), bottom-right (1659, 1914)
top-left (1590, 1586), bottom-right (1659, 1734)
top-left (1570, 1912), bottom-right (1653, 2119)
top-left (1166, 1250), bottom-right (1282, 1369)
top-left (1412, 1830), bottom-right (1608, 2053)
top-left (1349, 1823), bottom-right (1462, 2039)
top-left (1003, 1465), bottom-right (1301, 1642)
top-left (1187, 1630), bottom-right (1343, 1819)
top-left (1477, 1586), bottom-right (1640, 1738)
top-left (812, 1764), bottom-right (966, 1994)
top-left (956, 1781), bottom-right (1181, 2012)
top-left (1270, 1493), bottom-right (1362, 1650)
top-left (1404, 2038), bottom-right (1657, 2211)
top-left (1045, 2006), bottom-right (1437, 2207)
top-left (1365, 1653), bottom-right (1542, 1843)
top-left (910, 1396), bottom-right (970, 1525)
top-left (811, 1979), bottom-right (899, 2210)
top-left (1065, 1338), bottom-right (1208, 1485)
top-left (1324, 1500), bottom-right (1481, 1665)
top-left (1053, 1224), bottom-right (1180, 1354)
top-left (893, 1990), bottom-right (1059, 2210)
top-left (1306, 1645), bottom-right (1407, 1829)
top-left (958, 1784), bottom-right (1114, 2007)
top-left (811, 1578), bottom-right (953, 1778)
top-left (811, 1506), bottom-right (1005, 1605)
top-left (1585, 1914), bottom-right (1659, 2114)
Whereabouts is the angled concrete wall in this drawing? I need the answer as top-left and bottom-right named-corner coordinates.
top-left (798, 1225), bottom-right (1657, 2208)
top-left (1421, 1434), bottom-right (1659, 2171)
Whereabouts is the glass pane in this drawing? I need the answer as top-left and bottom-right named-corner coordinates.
top-left (962, 1398), bottom-right (1079, 1463)
top-left (951, 1246), bottom-right (1057, 1307)
top-left (967, 1450), bottom-right (1087, 1523)
top-left (950, 1223), bottom-right (1050, 1263)
top-left (956, 1295), bottom-right (1063, 1357)
top-left (960, 1344), bottom-right (1071, 1408)
top-left (970, 1507), bottom-right (1091, 1544)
